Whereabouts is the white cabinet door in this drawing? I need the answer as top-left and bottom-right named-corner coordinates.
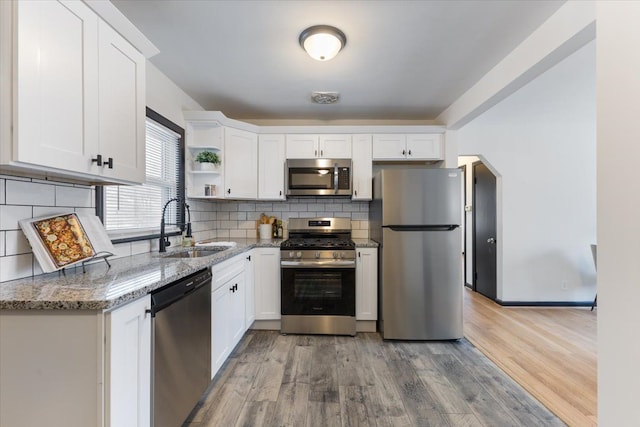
top-left (372, 134), bottom-right (407, 160)
top-left (244, 252), bottom-right (255, 328)
top-left (258, 134), bottom-right (285, 200)
top-left (224, 127), bottom-right (258, 199)
top-left (406, 134), bottom-right (443, 160)
top-left (352, 134), bottom-right (372, 200)
top-left (228, 269), bottom-right (246, 348)
top-left (356, 248), bottom-right (378, 321)
top-left (15, 0), bottom-right (99, 174)
top-left (98, 20), bottom-right (146, 183)
top-left (107, 295), bottom-right (151, 427)
top-left (253, 247), bottom-right (281, 320)
top-left (285, 134), bottom-right (319, 159)
top-left (319, 134), bottom-right (352, 158)
top-left (211, 282), bottom-right (231, 378)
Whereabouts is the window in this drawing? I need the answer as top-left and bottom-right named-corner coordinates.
top-left (98, 108), bottom-right (185, 241)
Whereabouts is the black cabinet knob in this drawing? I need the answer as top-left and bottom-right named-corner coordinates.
top-left (227, 188), bottom-right (231, 194)
top-left (246, 255), bottom-right (251, 261)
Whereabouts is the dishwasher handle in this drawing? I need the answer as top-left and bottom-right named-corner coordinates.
top-left (150, 268), bottom-right (212, 315)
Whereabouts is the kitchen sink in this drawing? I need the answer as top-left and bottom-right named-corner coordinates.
top-left (164, 249), bottom-right (227, 258)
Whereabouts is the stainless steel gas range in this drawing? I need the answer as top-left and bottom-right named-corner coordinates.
top-left (280, 218), bottom-right (356, 336)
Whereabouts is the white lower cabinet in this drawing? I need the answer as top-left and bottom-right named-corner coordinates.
top-left (106, 295), bottom-right (151, 427)
top-left (356, 248), bottom-right (378, 320)
top-left (245, 252), bottom-right (255, 327)
top-left (253, 247), bottom-right (281, 320)
top-left (0, 295), bottom-right (151, 427)
top-left (211, 254), bottom-right (249, 378)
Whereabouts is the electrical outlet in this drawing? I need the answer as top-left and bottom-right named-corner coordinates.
top-left (561, 280), bottom-right (568, 290)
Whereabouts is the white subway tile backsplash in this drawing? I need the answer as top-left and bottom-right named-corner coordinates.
top-left (0, 179), bottom-right (5, 204)
top-left (0, 205), bottom-right (32, 230)
top-left (74, 207), bottom-right (96, 216)
top-left (352, 229), bottom-right (369, 239)
top-left (56, 186), bottom-right (93, 207)
top-left (131, 240), bottom-right (151, 255)
top-left (0, 254), bottom-right (33, 282)
top-left (5, 230), bottom-right (31, 255)
top-left (32, 206), bottom-right (72, 218)
top-left (6, 180), bottom-right (55, 206)
top-left (290, 204), bottom-right (308, 212)
top-left (0, 231), bottom-right (4, 256)
top-left (352, 212), bottom-right (369, 221)
top-left (229, 229), bottom-right (246, 239)
top-left (229, 212), bottom-right (247, 221)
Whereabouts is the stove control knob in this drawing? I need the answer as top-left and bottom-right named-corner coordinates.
top-left (315, 251), bottom-right (320, 259)
top-left (288, 251), bottom-right (294, 258)
top-left (333, 251), bottom-right (338, 259)
top-left (341, 251), bottom-right (346, 259)
top-left (296, 251), bottom-right (302, 258)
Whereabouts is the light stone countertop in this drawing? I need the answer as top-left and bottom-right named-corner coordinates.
top-left (0, 238), bottom-right (377, 311)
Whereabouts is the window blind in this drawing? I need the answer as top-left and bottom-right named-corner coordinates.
top-left (104, 117), bottom-right (182, 233)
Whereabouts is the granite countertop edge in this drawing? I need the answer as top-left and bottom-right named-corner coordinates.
top-left (0, 238), bottom-right (377, 311)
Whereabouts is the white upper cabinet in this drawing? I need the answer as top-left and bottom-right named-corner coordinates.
top-left (285, 134), bottom-right (319, 159)
top-left (406, 134), bottom-right (443, 160)
top-left (258, 134), bottom-right (285, 200)
top-left (224, 127), bottom-right (258, 199)
top-left (372, 134), bottom-right (407, 160)
top-left (0, 0), bottom-right (150, 184)
top-left (98, 20), bottom-right (145, 183)
top-left (352, 134), bottom-right (372, 200)
top-left (285, 134), bottom-right (352, 159)
top-left (372, 134), bottom-right (443, 161)
top-left (319, 134), bottom-right (352, 158)
top-left (13, 0), bottom-right (99, 175)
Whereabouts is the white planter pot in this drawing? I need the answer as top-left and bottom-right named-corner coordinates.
top-left (196, 162), bottom-right (218, 171)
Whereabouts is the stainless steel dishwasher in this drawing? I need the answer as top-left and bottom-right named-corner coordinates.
top-left (149, 268), bottom-right (212, 427)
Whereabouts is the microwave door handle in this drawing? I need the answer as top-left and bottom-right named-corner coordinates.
top-left (334, 163), bottom-right (339, 194)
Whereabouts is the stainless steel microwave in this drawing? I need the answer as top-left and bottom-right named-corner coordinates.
top-left (285, 159), bottom-right (352, 197)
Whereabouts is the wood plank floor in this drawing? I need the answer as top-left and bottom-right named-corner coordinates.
top-left (185, 329), bottom-right (562, 426)
top-left (462, 287), bottom-right (597, 427)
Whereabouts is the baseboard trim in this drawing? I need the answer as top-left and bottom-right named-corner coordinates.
top-left (495, 299), bottom-right (594, 307)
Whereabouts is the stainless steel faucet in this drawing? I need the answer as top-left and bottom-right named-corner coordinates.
top-left (159, 198), bottom-right (192, 252)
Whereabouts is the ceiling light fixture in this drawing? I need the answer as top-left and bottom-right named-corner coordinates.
top-left (299, 25), bottom-right (346, 61)
top-left (311, 91), bottom-right (340, 104)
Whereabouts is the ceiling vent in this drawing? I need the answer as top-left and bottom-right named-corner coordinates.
top-left (311, 91), bottom-right (340, 104)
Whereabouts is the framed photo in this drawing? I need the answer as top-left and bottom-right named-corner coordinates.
top-left (20, 212), bottom-right (114, 273)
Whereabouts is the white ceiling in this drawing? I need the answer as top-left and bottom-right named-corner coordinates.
top-left (112, 0), bottom-right (565, 122)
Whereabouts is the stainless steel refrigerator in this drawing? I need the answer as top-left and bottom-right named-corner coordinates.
top-left (370, 168), bottom-right (463, 340)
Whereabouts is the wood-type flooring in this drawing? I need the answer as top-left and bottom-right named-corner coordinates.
top-left (462, 288), bottom-right (597, 426)
top-left (185, 328), bottom-right (562, 426)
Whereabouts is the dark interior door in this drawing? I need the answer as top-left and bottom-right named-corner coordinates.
top-left (473, 161), bottom-right (497, 300)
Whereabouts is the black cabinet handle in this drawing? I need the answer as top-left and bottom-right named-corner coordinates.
top-left (227, 188), bottom-right (231, 194)
top-left (402, 150), bottom-right (406, 155)
top-left (355, 190), bottom-right (357, 196)
top-left (358, 252), bottom-right (361, 258)
top-left (246, 255), bottom-right (251, 261)
top-left (408, 150), bottom-right (412, 156)
top-left (91, 154), bottom-right (103, 166)
top-left (320, 150), bottom-right (323, 156)
top-left (229, 286), bottom-right (234, 292)
top-left (103, 157), bottom-right (113, 169)
top-left (279, 190), bottom-right (282, 196)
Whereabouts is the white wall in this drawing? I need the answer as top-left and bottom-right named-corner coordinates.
top-left (146, 62), bottom-right (204, 127)
top-left (597, 2), bottom-right (640, 424)
top-left (457, 41), bottom-right (596, 302)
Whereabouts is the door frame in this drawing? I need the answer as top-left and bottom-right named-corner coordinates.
top-left (471, 160), bottom-right (498, 298)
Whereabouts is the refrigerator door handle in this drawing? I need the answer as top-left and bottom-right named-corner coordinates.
top-left (387, 225), bottom-right (459, 232)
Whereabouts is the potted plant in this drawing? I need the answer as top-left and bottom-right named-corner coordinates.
top-left (194, 151), bottom-right (221, 171)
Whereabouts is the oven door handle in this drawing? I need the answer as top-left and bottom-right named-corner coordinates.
top-left (281, 260), bottom-right (356, 268)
